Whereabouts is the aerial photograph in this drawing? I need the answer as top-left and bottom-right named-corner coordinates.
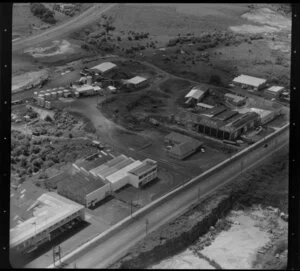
top-left (10, 3), bottom-right (290, 269)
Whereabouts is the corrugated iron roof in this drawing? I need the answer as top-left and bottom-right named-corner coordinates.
top-left (91, 62), bottom-right (116, 73)
top-left (233, 75), bottom-right (266, 87)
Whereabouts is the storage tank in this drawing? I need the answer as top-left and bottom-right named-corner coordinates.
top-left (63, 89), bottom-right (70, 97)
top-left (87, 76), bottom-right (92, 85)
top-left (51, 92), bottom-right (57, 99)
top-left (45, 93), bottom-right (51, 100)
top-left (40, 98), bottom-right (45, 107)
top-left (45, 101), bottom-right (52, 109)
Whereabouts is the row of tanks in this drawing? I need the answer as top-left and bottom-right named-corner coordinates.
top-left (34, 87), bottom-right (73, 109)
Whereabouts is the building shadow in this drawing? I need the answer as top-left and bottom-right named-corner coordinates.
top-left (10, 220), bottom-right (90, 268)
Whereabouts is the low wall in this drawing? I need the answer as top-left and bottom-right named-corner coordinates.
top-left (50, 123), bottom-right (289, 267)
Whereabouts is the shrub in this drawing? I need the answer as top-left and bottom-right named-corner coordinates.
top-left (209, 74), bottom-right (222, 85)
top-left (30, 3), bottom-right (56, 24)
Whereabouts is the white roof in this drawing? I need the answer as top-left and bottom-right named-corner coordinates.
top-left (10, 193), bottom-right (84, 248)
top-left (267, 86), bottom-right (285, 93)
top-left (197, 102), bottom-right (214, 109)
top-left (224, 93), bottom-right (245, 102)
top-left (126, 76), bottom-right (147, 85)
top-left (185, 87), bottom-right (205, 100)
top-left (93, 86), bottom-right (101, 91)
top-left (233, 75), bottom-right (266, 87)
top-left (74, 84), bottom-right (94, 93)
top-left (106, 160), bottom-right (143, 184)
top-left (234, 107), bottom-right (273, 119)
top-left (108, 85), bottom-right (116, 91)
top-left (91, 62), bottom-right (116, 73)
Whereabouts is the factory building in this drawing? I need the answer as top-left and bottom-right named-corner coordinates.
top-left (90, 62), bottom-right (117, 76)
top-left (187, 109), bottom-right (260, 141)
top-left (57, 171), bottom-right (111, 208)
top-left (185, 86), bottom-right (207, 106)
top-left (125, 76), bottom-right (148, 89)
top-left (224, 93), bottom-right (246, 106)
top-left (265, 86), bottom-right (285, 97)
top-left (164, 132), bottom-right (203, 160)
top-left (235, 107), bottom-right (275, 125)
top-left (127, 159), bottom-right (158, 187)
top-left (232, 74), bottom-right (267, 90)
top-left (201, 106), bottom-right (227, 118)
top-left (10, 193), bottom-right (85, 254)
top-left (58, 153), bottom-right (158, 207)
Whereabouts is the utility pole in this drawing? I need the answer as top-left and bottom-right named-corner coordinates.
top-left (130, 200), bottom-right (133, 217)
top-left (145, 219), bottom-right (149, 235)
top-left (198, 186), bottom-right (201, 200)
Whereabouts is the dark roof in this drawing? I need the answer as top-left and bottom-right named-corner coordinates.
top-left (165, 132), bottom-right (193, 144)
top-left (58, 171), bottom-right (106, 196)
top-left (203, 106), bottom-right (227, 117)
top-left (230, 112), bottom-right (259, 128)
top-left (169, 140), bottom-right (203, 157)
top-left (213, 110), bottom-right (239, 122)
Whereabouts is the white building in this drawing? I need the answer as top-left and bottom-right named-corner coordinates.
top-left (10, 193), bottom-right (85, 253)
top-left (197, 102), bottom-right (214, 110)
top-left (232, 75), bottom-right (267, 90)
top-left (125, 76), bottom-right (148, 89)
top-left (265, 86), bottom-right (285, 97)
top-left (185, 86), bottom-right (207, 104)
top-left (127, 159), bottom-right (158, 187)
top-left (90, 62), bottom-right (117, 75)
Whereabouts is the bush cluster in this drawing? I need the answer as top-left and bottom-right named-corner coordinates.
top-left (30, 3), bottom-right (56, 24)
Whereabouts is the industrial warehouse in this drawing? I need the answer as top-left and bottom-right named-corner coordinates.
top-left (232, 74), bottom-right (267, 90)
top-left (185, 85), bottom-right (208, 106)
top-left (57, 153), bottom-right (158, 208)
top-left (178, 106), bottom-right (261, 141)
top-left (32, 60), bottom-right (150, 109)
top-left (164, 132), bottom-right (203, 160)
top-left (10, 193), bottom-right (85, 254)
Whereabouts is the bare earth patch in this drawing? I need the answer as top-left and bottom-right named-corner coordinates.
top-left (230, 7), bottom-right (291, 34)
top-left (149, 248), bottom-right (215, 269)
top-left (24, 40), bottom-right (76, 58)
top-left (12, 69), bottom-right (49, 93)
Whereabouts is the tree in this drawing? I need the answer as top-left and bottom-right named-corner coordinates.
top-left (209, 74), bottom-right (222, 86)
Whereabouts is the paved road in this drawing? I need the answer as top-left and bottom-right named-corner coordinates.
top-left (13, 3), bottom-right (117, 53)
top-left (59, 132), bottom-right (288, 268)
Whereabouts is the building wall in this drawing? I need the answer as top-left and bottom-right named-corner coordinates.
top-left (261, 112), bottom-right (275, 125)
top-left (85, 183), bottom-right (111, 208)
top-left (109, 175), bottom-right (129, 192)
top-left (128, 166), bottom-right (157, 188)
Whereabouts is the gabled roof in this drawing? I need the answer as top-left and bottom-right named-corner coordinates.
top-left (185, 86), bottom-right (206, 100)
top-left (126, 76), bottom-right (147, 85)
